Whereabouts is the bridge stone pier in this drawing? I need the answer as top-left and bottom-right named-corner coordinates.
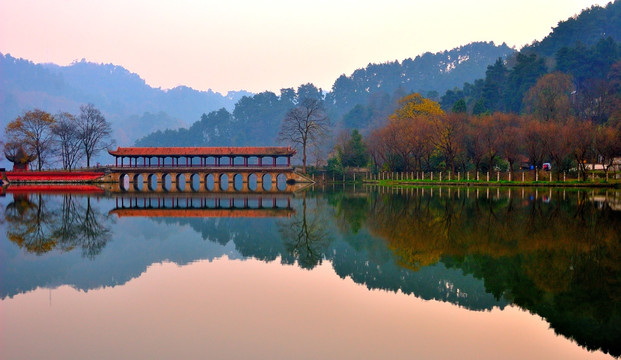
top-left (104, 146), bottom-right (312, 193)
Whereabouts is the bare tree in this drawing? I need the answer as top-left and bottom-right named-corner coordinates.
top-left (53, 112), bottom-right (83, 170)
top-left (77, 104), bottom-right (113, 168)
top-left (278, 98), bottom-right (330, 173)
top-left (4, 109), bottom-right (56, 170)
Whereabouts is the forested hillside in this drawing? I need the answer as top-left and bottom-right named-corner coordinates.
top-left (440, 1), bottom-right (621, 116)
top-left (524, 1), bottom-right (621, 57)
top-left (136, 41), bottom-right (514, 147)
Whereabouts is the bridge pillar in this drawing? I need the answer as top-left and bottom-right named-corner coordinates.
top-left (141, 173), bottom-right (150, 191)
top-left (268, 172), bottom-right (279, 193)
top-left (241, 173), bottom-right (250, 192)
top-left (226, 172), bottom-right (236, 193)
top-left (184, 172), bottom-right (194, 191)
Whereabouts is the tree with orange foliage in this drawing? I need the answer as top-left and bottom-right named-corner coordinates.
top-left (523, 72), bottom-right (574, 122)
top-left (367, 127), bottom-right (389, 171)
top-left (5, 109), bottom-right (56, 170)
top-left (498, 113), bottom-right (523, 178)
top-left (466, 116), bottom-right (486, 172)
top-left (566, 118), bottom-right (596, 180)
top-left (594, 125), bottom-right (621, 178)
top-left (383, 116), bottom-right (416, 171)
top-left (520, 116), bottom-right (547, 172)
top-left (480, 113), bottom-right (505, 171)
top-left (369, 93), bottom-right (444, 172)
top-left (431, 113), bottom-right (465, 172)
top-left (542, 120), bottom-right (572, 180)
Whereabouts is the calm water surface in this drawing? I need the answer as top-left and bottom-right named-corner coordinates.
top-left (0, 186), bottom-right (619, 359)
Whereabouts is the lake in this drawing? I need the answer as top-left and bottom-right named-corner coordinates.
top-left (1, 185), bottom-right (619, 359)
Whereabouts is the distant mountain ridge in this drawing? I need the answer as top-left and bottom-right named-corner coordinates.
top-left (0, 54), bottom-right (251, 146)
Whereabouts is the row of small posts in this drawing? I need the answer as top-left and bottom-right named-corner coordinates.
top-left (311, 170), bottom-right (616, 183)
top-left (366, 171), bottom-right (565, 182)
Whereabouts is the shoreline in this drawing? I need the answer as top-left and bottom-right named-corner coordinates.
top-left (359, 179), bottom-right (621, 189)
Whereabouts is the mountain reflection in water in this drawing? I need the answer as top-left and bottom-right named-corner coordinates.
top-left (0, 187), bottom-right (619, 358)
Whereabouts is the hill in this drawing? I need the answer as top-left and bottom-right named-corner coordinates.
top-left (0, 54), bottom-right (250, 146)
top-left (136, 42), bottom-right (515, 148)
top-left (328, 41), bottom-right (514, 118)
top-left (524, 1), bottom-right (621, 57)
top-left (439, 1), bottom-right (621, 116)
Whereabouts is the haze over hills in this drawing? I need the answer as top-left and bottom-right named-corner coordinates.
top-left (0, 55), bottom-right (251, 146)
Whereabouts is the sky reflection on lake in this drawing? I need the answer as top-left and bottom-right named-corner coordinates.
top-left (0, 187), bottom-right (619, 360)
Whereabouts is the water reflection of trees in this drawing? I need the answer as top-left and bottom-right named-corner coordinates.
top-left (278, 195), bottom-right (333, 269)
top-left (5, 194), bottom-right (112, 259)
top-left (329, 188), bottom-right (621, 357)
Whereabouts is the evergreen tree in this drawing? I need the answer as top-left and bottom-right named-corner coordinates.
top-left (341, 129), bottom-right (369, 168)
top-left (452, 99), bottom-right (467, 114)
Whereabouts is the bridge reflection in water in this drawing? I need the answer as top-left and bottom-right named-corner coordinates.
top-left (109, 193), bottom-right (295, 218)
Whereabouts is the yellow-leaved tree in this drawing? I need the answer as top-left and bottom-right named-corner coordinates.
top-left (391, 93), bottom-right (445, 119)
top-left (377, 93), bottom-right (444, 172)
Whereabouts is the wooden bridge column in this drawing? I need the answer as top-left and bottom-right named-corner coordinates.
top-left (168, 171), bottom-right (179, 192)
top-left (240, 173), bottom-right (249, 192)
top-left (185, 173), bottom-right (195, 191)
top-left (226, 172), bottom-right (235, 192)
top-left (214, 173), bottom-right (221, 191)
top-left (154, 172), bottom-right (164, 193)
top-left (268, 172), bottom-right (279, 192)
top-left (198, 172), bottom-right (207, 191)
top-left (141, 173), bottom-right (149, 191)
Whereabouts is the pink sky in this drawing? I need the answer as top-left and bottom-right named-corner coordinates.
top-left (0, 0), bottom-right (612, 94)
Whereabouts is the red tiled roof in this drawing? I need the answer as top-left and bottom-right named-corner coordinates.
top-left (108, 146), bottom-right (296, 157)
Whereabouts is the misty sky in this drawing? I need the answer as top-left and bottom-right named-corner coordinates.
top-left (0, 0), bottom-right (612, 94)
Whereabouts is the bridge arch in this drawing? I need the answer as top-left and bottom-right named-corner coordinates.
top-left (119, 173), bottom-right (130, 192)
top-left (248, 173), bottom-right (258, 192)
top-left (262, 173), bottom-right (272, 191)
top-left (147, 174), bottom-right (158, 191)
top-left (276, 173), bottom-right (287, 191)
top-left (162, 173), bottom-right (172, 192)
top-left (205, 174), bottom-right (215, 191)
top-left (219, 173), bottom-right (229, 191)
top-left (190, 173), bottom-right (200, 192)
top-left (175, 173), bottom-right (186, 192)
top-left (233, 173), bottom-right (243, 191)
top-left (133, 174), bottom-right (144, 191)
